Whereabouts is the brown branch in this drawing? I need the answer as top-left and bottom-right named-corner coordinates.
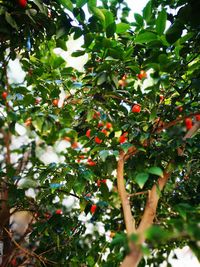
top-left (128, 191), bottom-right (148, 198)
top-left (137, 162), bottom-right (173, 243)
top-left (117, 151), bottom-right (136, 235)
top-left (183, 121), bottom-right (200, 140)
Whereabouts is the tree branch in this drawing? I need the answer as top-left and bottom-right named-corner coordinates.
top-left (117, 151), bottom-right (136, 235)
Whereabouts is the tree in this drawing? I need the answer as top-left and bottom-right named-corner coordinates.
top-left (0, 0), bottom-right (200, 266)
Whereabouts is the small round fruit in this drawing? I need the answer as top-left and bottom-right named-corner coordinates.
top-left (178, 106), bottom-right (183, 112)
top-left (86, 129), bottom-right (91, 138)
top-left (87, 159), bottom-right (96, 166)
top-left (90, 204), bottom-right (97, 214)
top-left (18, 0), bottom-right (27, 8)
top-left (93, 111), bottom-right (100, 119)
top-left (122, 74), bottom-right (127, 80)
top-left (105, 122), bottom-right (112, 129)
top-left (55, 209), bottom-right (63, 215)
top-left (95, 137), bottom-right (102, 144)
top-left (119, 135), bottom-right (127, 144)
top-left (71, 142), bottom-right (79, 149)
top-left (132, 104), bottom-right (141, 113)
top-left (97, 180), bottom-right (101, 187)
top-left (185, 118), bottom-right (193, 130)
top-left (52, 99), bottom-right (59, 106)
top-left (137, 70), bottom-right (147, 80)
top-left (64, 136), bottom-right (71, 142)
top-left (2, 91), bottom-right (8, 100)
top-left (101, 129), bottom-right (109, 136)
top-left (110, 232), bottom-right (115, 238)
top-left (98, 121), bottom-right (104, 128)
top-left (195, 114), bottom-right (200, 121)
top-left (25, 118), bottom-right (32, 126)
top-left (118, 79), bottom-right (127, 87)
top-left (159, 95), bottom-right (164, 102)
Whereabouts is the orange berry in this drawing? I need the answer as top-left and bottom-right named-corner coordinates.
top-left (137, 70), bottom-right (147, 80)
top-left (132, 104), bottom-right (141, 113)
top-left (110, 232), bottom-right (115, 238)
top-left (52, 99), bottom-right (59, 106)
top-left (101, 129), bottom-right (109, 136)
top-left (79, 155), bottom-right (86, 159)
top-left (71, 142), bottom-right (79, 149)
top-left (159, 95), bottom-right (164, 102)
top-left (25, 118), bottom-right (32, 126)
top-left (97, 180), bottom-right (101, 187)
top-left (64, 136), bottom-right (71, 142)
top-left (118, 79), bottom-right (127, 87)
top-left (95, 137), bottom-right (102, 144)
top-left (90, 204), bottom-right (97, 214)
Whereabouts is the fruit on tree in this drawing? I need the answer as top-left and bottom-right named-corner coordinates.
top-left (132, 104), bottom-right (141, 113)
top-left (98, 121), bottom-right (104, 128)
top-left (52, 99), bottom-right (59, 106)
top-left (87, 159), bottom-right (96, 166)
top-left (118, 79), bottom-right (127, 87)
top-left (25, 118), bottom-right (32, 126)
top-left (2, 91), bottom-right (8, 100)
top-left (71, 142), bottom-right (79, 149)
top-left (159, 95), bottom-right (164, 102)
top-left (119, 135), bottom-right (127, 144)
top-left (90, 204), bottom-right (97, 214)
top-left (64, 137), bottom-right (71, 142)
top-left (137, 70), bottom-right (147, 80)
top-left (55, 209), bottom-right (63, 215)
top-left (195, 114), bottom-right (200, 121)
top-left (105, 122), bottom-right (112, 129)
top-left (178, 106), bottom-right (183, 112)
top-left (95, 137), bottom-right (102, 144)
top-left (86, 129), bottom-right (91, 138)
top-left (18, 0), bottom-right (27, 8)
top-left (185, 118), bottom-right (193, 130)
top-left (101, 129), bottom-right (109, 136)
top-left (93, 111), bottom-right (100, 119)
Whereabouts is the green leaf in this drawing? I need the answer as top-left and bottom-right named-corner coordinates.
top-left (165, 21), bottom-right (183, 44)
top-left (135, 32), bottom-right (157, 44)
top-left (58, 0), bottom-right (73, 11)
top-left (135, 172), bottom-right (149, 189)
top-left (71, 50), bottom-right (85, 57)
top-left (76, 0), bottom-right (88, 8)
top-left (5, 12), bottom-right (18, 30)
top-left (143, 1), bottom-right (152, 23)
top-left (156, 9), bottom-right (167, 35)
top-left (90, 7), bottom-right (105, 27)
top-left (134, 13), bottom-right (144, 27)
top-left (116, 23), bottom-right (130, 34)
top-left (148, 167), bottom-right (163, 177)
top-left (99, 150), bottom-right (109, 162)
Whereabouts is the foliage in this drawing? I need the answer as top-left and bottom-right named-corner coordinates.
top-left (0, 0), bottom-right (200, 266)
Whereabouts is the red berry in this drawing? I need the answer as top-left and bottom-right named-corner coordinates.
top-left (122, 132), bottom-right (128, 137)
top-left (95, 137), bottom-right (102, 144)
top-left (11, 258), bottom-right (17, 266)
top-left (87, 159), bottom-right (96, 166)
top-left (90, 204), bottom-right (97, 214)
top-left (18, 0), bottom-right (27, 8)
top-left (195, 114), bottom-right (200, 121)
top-left (159, 95), bottom-right (164, 102)
top-left (86, 129), bottom-right (91, 138)
top-left (137, 70), bottom-right (147, 80)
top-left (132, 104), bottom-right (141, 113)
top-left (98, 121), bottom-right (104, 128)
top-left (55, 209), bottom-right (62, 215)
top-left (79, 155), bottom-right (86, 159)
top-left (44, 212), bottom-right (51, 219)
top-left (97, 180), bottom-right (101, 187)
top-left (119, 135), bottom-right (127, 144)
top-left (178, 106), bottom-right (183, 112)
top-left (52, 99), bottom-right (59, 106)
top-left (93, 111), bottom-right (100, 119)
top-left (105, 122), bottom-right (112, 129)
top-left (185, 118), bottom-right (193, 130)
top-left (2, 91), bottom-right (8, 100)
top-left (101, 179), bottom-right (107, 184)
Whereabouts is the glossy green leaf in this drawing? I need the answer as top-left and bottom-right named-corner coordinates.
top-left (135, 172), bottom-right (149, 189)
top-left (148, 167), bottom-right (163, 177)
top-left (156, 9), bottom-right (167, 35)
